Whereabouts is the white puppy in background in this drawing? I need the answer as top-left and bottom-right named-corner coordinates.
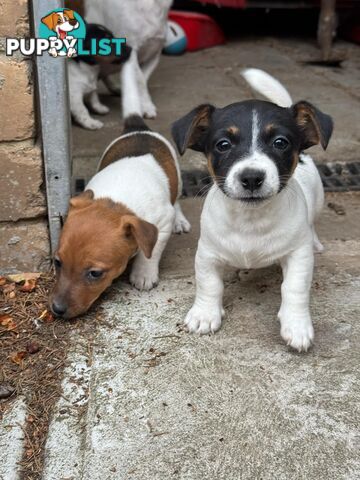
top-left (172, 69), bottom-right (333, 352)
top-left (85, 0), bottom-right (172, 119)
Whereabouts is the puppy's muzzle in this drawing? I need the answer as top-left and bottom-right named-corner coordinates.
top-left (51, 300), bottom-right (68, 317)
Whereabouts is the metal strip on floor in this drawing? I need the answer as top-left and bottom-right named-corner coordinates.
top-left (73, 162), bottom-right (360, 197)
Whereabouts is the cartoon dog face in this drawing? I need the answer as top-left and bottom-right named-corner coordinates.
top-left (41, 9), bottom-right (79, 40)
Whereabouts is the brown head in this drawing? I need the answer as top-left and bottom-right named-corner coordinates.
top-left (50, 190), bottom-right (158, 319)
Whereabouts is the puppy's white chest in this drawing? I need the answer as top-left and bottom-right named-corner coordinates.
top-left (202, 186), bottom-right (310, 270)
top-left (215, 228), bottom-right (284, 269)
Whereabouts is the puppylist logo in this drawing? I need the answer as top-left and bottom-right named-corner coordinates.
top-left (6, 8), bottom-right (126, 58)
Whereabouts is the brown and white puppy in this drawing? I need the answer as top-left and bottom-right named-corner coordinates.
top-left (50, 115), bottom-right (190, 319)
top-left (41, 10), bottom-right (79, 57)
top-left (171, 69), bottom-right (333, 352)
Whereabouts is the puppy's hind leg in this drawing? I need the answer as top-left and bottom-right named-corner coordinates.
top-left (88, 91), bottom-right (110, 115)
top-left (312, 227), bottom-right (324, 253)
top-left (173, 201), bottom-right (191, 234)
top-left (70, 91), bottom-right (103, 130)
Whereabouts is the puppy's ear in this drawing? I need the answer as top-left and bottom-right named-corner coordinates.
top-left (64, 9), bottom-right (76, 20)
top-left (292, 101), bottom-right (333, 150)
top-left (121, 216), bottom-right (158, 259)
top-left (41, 12), bottom-right (58, 31)
top-left (171, 104), bottom-right (215, 155)
top-left (69, 190), bottom-right (94, 209)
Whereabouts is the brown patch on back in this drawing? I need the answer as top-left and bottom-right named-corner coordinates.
top-left (99, 134), bottom-right (178, 205)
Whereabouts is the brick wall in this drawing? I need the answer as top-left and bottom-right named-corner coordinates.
top-left (0, 0), bottom-right (50, 273)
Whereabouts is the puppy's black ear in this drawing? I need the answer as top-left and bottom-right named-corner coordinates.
top-left (292, 101), bottom-right (333, 150)
top-left (171, 104), bottom-right (215, 155)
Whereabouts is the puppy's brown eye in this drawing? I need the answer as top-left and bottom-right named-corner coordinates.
top-left (57, 18), bottom-right (62, 24)
top-left (216, 139), bottom-right (232, 153)
top-left (87, 270), bottom-right (104, 281)
top-left (273, 137), bottom-right (289, 150)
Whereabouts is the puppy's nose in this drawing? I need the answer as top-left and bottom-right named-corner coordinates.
top-left (69, 19), bottom-right (78, 26)
top-left (51, 301), bottom-right (67, 317)
top-left (239, 169), bottom-right (265, 192)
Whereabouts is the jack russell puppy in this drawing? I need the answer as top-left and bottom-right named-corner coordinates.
top-left (50, 60), bottom-right (190, 318)
top-left (172, 69), bottom-right (333, 352)
top-left (69, 24), bottom-right (132, 130)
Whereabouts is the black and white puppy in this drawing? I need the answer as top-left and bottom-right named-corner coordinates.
top-left (172, 69), bottom-right (333, 352)
top-left (69, 24), bottom-right (132, 130)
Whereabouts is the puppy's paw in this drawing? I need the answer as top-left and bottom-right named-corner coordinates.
top-left (173, 217), bottom-right (191, 234)
top-left (142, 102), bottom-right (157, 119)
top-left (83, 118), bottom-right (104, 130)
top-left (280, 316), bottom-right (314, 352)
top-left (184, 306), bottom-right (222, 335)
top-left (130, 267), bottom-right (159, 291)
top-left (93, 104), bottom-right (110, 115)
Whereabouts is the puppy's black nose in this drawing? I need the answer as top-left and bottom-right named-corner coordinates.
top-left (52, 301), bottom-right (67, 317)
top-left (239, 169), bottom-right (265, 192)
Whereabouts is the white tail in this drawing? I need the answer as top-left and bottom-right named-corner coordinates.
top-left (121, 50), bottom-right (143, 118)
top-left (241, 68), bottom-right (293, 108)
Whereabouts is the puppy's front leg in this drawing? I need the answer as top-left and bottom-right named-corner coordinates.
top-left (130, 231), bottom-right (171, 291)
top-left (278, 244), bottom-right (315, 352)
top-left (185, 242), bottom-right (224, 334)
top-left (69, 92), bottom-right (103, 130)
top-left (88, 91), bottom-right (110, 115)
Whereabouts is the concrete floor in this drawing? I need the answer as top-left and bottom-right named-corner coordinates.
top-left (3, 38), bottom-right (360, 479)
top-left (44, 37), bottom-right (360, 479)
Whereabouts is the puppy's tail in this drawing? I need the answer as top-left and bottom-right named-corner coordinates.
top-left (241, 68), bottom-right (293, 108)
top-left (122, 115), bottom-right (151, 134)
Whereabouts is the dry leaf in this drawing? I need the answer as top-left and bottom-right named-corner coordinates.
top-left (39, 309), bottom-right (54, 323)
top-left (26, 342), bottom-right (40, 354)
top-left (20, 278), bottom-right (37, 292)
top-left (0, 276), bottom-right (6, 286)
top-left (10, 351), bottom-right (27, 365)
top-left (7, 272), bottom-right (41, 283)
top-left (8, 291), bottom-right (16, 299)
top-left (0, 314), bottom-right (17, 331)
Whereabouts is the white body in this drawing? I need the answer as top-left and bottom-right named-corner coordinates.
top-left (86, 131), bottom-right (190, 290)
top-left (85, 0), bottom-right (172, 118)
top-left (68, 61), bottom-right (110, 130)
top-left (186, 69), bottom-right (325, 351)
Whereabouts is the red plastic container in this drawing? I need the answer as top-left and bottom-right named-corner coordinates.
top-left (169, 11), bottom-right (226, 51)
